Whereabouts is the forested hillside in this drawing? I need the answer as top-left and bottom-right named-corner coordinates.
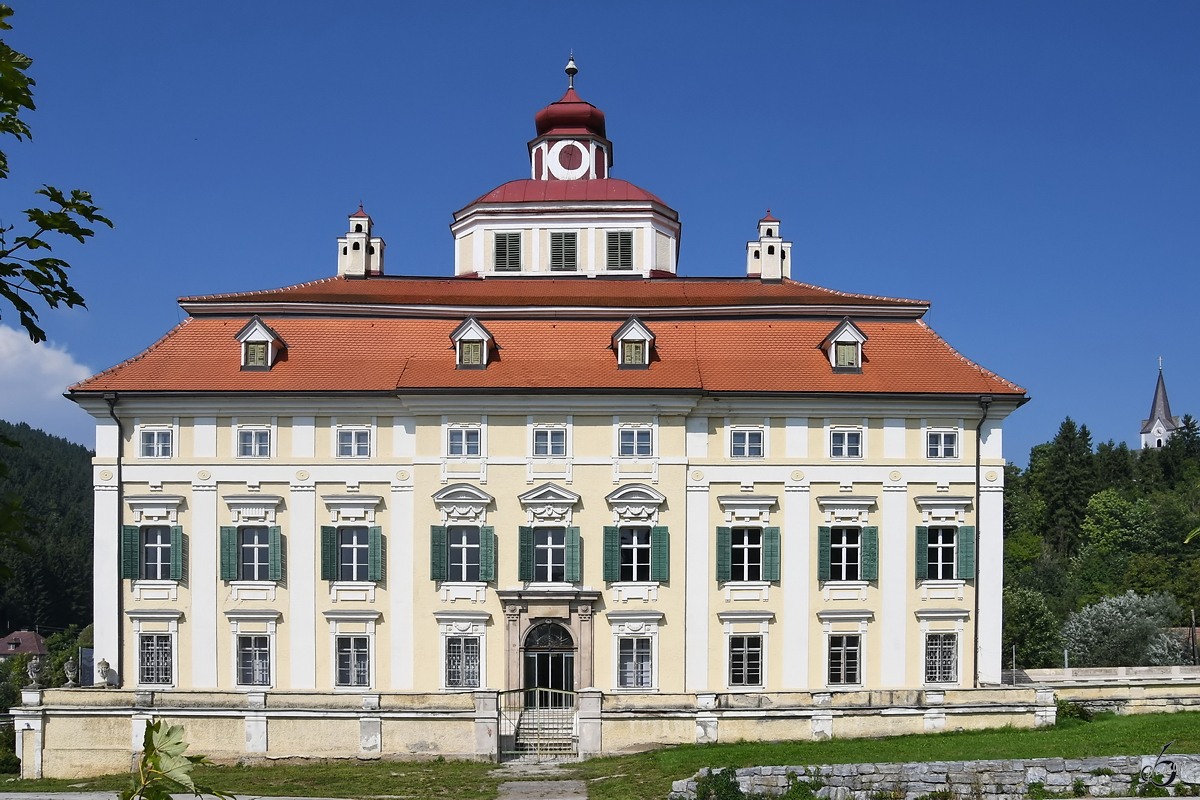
top-left (0, 420), bottom-right (93, 632)
top-left (1004, 415), bottom-right (1200, 667)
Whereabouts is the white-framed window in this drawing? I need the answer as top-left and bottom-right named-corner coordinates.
top-left (927, 430), bottom-right (958, 459)
top-left (606, 230), bottom-right (634, 270)
top-left (140, 428), bottom-right (173, 458)
top-left (494, 231), bottom-right (521, 272)
top-left (729, 635), bottom-right (763, 687)
top-left (618, 637), bottom-right (652, 688)
top-left (619, 427), bottom-right (652, 457)
top-left (534, 526), bottom-right (567, 582)
top-left (226, 609), bottom-right (279, 689)
top-left (549, 230), bottom-right (578, 271)
top-left (730, 527), bottom-right (762, 582)
top-left (324, 610), bottom-right (379, 691)
top-left (448, 525), bottom-right (481, 582)
top-left (607, 610), bottom-right (662, 692)
top-left (339, 526), bottom-right (370, 582)
top-left (828, 634), bottom-right (861, 685)
top-left (620, 526), bottom-right (652, 582)
top-left (337, 427), bottom-right (371, 458)
top-left (435, 610), bottom-right (489, 690)
top-left (830, 527), bottom-right (860, 582)
top-left (449, 427), bottom-right (481, 457)
top-left (238, 428), bottom-right (270, 458)
top-left (830, 428), bottom-right (863, 458)
top-left (237, 635), bottom-right (271, 686)
top-left (731, 428), bottom-right (764, 458)
top-left (240, 526), bottom-right (271, 582)
top-left (925, 527), bottom-right (956, 580)
top-left (139, 633), bottom-right (173, 686)
top-left (822, 318), bottom-right (867, 371)
top-left (142, 525), bottom-right (172, 581)
top-left (533, 427), bottom-right (567, 457)
top-left (925, 632), bottom-right (958, 684)
top-left (613, 318), bottom-right (654, 368)
top-left (445, 636), bottom-right (481, 688)
top-left (336, 635), bottom-right (370, 687)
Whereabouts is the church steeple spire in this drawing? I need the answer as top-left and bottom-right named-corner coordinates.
top-left (529, 55), bottom-right (613, 181)
top-left (1140, 363), bottom-right (1180, 449)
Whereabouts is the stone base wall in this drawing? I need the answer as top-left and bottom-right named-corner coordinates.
top-left (670, 755), bottom-right (1200, 800)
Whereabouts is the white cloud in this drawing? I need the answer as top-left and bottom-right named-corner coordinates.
top-left (0, 324), bottom-right (95, 446)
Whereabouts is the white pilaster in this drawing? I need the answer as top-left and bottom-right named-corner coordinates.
top-left (785, 418), bottom-right (808, 458)
top-left (685, 483), bottom-right (709, 691)
top-left (292, 417), bottom-right (315, 458)
top-left (884, 419), bottom-right (906, 458)
top-left (190, 483), bottom-right (218, 687)
top-left (390, 482), bottom-right (415, 689)
top-left (393, 416), bottom-right (416, 458)
top-left (781, 483), bottom-right (810, 688)
top-left (980, 419), bottom-right (1003, 459)
top-left (977, 485), bottom-right (1005, 684)
top-left (193, 417), bottom-right (217, 458)
top-left (685, 416), bottom-right (708, 458)
top-left (93, 480), bottom-right (120, 683)
top-left (95, 419), bottom-right (118, 458)
top-left (289, 483), bottom-right (317, 689)
top-left (880, 484), bottom-right (909, 686)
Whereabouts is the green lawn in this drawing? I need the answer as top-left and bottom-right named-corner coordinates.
top-left (2, 711), bottom-right (1199, 799)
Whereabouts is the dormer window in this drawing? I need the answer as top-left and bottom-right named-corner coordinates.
top-left (613, 317), bottom-right (654, 370)
top-left (821, 317), bottom-right (867, 374)
top-left (235, 316), bottom-right (285, 371)
top-left (450, 317), bottom-right (494, 369)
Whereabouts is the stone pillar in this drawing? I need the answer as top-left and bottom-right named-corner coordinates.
top-left (578, 604), bottom-right (594, 689)
top-left (245, 716), bottom-right (268, 753)
top-left (473, 690), bottom-right (499, 762)
top-left (359, 717), bottom-right (382, 756)
top-left (577, 689), bottom-right (602, 758)
top-left (695, 692), bottom-right (718, 744)
top-left (1035, 688), bottom-right (1057, 727)
top-left (14, 692), bottom-right (43, 780)
top-left (504, 604), bottom-right (522, 691)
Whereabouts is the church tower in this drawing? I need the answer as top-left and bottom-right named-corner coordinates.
top-left (1140, 363), bottom-right (1180, 449)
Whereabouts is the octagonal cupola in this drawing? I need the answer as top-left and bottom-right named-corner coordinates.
top-left (529, 55), bottom-right (613, 181)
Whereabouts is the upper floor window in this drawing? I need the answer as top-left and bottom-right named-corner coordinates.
top-left (607, 230), bottom-right (633, 270)
top-left (550, 231), bottom-right (578, 271)
top-left (822, 317), bottom-right (867, 373)
top-left (140, 429), bottom-right (172, 458)
top-left (620, 527), bottom-right (651, 582)
top-left (494, 232), bottom-right (521, 272)
top-left (339, 526), bottom-right (370, 582)
top-left (927, 430), bottom-right (958, 459)
top-left (731, 428), bottom-right (764, 458)
top-left (829, 527), bottom-right (860, 581)
top-left (238, 428), bottom-right (270, 458)
top-left (235, 316), bottom-right (284, 371)
top-left (619, 427), bottom-right (652, 457)
top-left (533, 428), bottom-right (566, 457)
top-left (320, 524), bottom-right (383, 583)
top-left (244, 342), bottom-right (268, 368)
top-left (122, 523), bottom-right (185, 582)
top-left (240, 526), bottom-right (271, 581)
top-left (448, 427), bottom-right (481, 457)
top-left (142, 525), bottom-right (173, 581)
top-left (337, 428), bottom-right (370, 458)
top-left (448, 525), bottom-right (481, 582)
top-left (612, 316), bottom-right (654, 369)
top-left (451, 317), bottom-right (493, 369)
top-left (926, 527), bottom-right (957, 580)
top-left (460, 341), bottom-right (483, 366)
top-left (534, 527), bottom-right (566, 582)
top-left (830, 428), bottom-right (862, 458)
top-left (835, 342), bottom-right (857, 368)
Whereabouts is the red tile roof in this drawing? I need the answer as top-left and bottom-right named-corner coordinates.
top-left (462, 179), bottom-right (671, 211)
top-left (69, 316), bottom-right (1023, 396)
top-left (0, 630), bottom-right (47, 657)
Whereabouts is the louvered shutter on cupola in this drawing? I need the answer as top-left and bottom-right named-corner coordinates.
top-left (957, 526), bottom-right (976, 579)
top-left (860, 526), bottom-right (879, 581)
top-left (603, 526), bottom-right (620, 582)
top-left (368, 526), bottom-right (384, 582)
top-left (565, 527), bottom-right (581, 582)
top-left (430, 526), bottom-right (447, 581)
top-left (170, 526), bottom-right (187, 582)
top-left (320, 526), bottom-right (337, 581)
top-left (121, 525), bottom-right (140, 579)
top-left (518, 527), bottom-right (534, 582)
top-left (651, 526), bottom-right (670, 582)
top-left (479, 526), bottom-right (496, 582)
top-left (817, 526), bottom-right (832, 581)
top-left (607, 231), bottom-right (633, 270)
top-left (716, 527), bottom-right (731, 582)
top-left (762, 527), bottom-right (781, 582)
top-left (915, 526), bottom-right (929, 581)
top-left (219, 526), bottom-right (238, 580)
top-left (269, 526), bottom-right (283, 581)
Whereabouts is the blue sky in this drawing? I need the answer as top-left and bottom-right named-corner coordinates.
top-left (1, 1), bottom-right (1197, 465)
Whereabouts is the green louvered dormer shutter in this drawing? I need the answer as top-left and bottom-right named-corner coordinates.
top-left (170, 526), bottom-right (187, 582)
top-left (121, 525), bottom-right (140, 579)
top-left (320, 526), bottom-right (337, 581)
top-left (651, 526), bottom-right (670, 582)
top-left (715, 527), bottom-right (731, 582)
top-left (219, 527), bottom-right (238, 580)
top-left (518, 527), bottom-right (534, 582)
top-left (817, 526), bottom-right (832, 581)
top-left (762, 527), bottom-right (781, 582)
top-left (368, 526), bottom-right (384, 582)
top-left (479, 526), bottom-right (496, 582)
top-left (430, 526), bottom-right (447, 581)
top-left (565, 526), bottom-right (581, 582)
top-left (957, 526), bottom-right (976, 579)
top-left (860, 526), bottom-right (879, 580)
top-left (915, 526), bottom-right (929, 582)
top-left (269, 526), bottom-right (283, 581)
top-left (603, 526), bottom-right (620, 582)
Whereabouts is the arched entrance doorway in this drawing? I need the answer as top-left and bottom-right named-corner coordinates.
top-left (522, 623), bottom-right (574, 708)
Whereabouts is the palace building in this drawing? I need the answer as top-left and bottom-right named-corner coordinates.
top-left (15, 60), bottom-right (1032, 777)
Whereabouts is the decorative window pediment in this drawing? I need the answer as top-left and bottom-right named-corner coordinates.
top-left (518, 482), bottom-right (580, 525)
top-left (450, 316), bottom-right (494, 368)
top-left (125, 495), bottom-right (185, 523)
top-left (815, 495), bottom-right (876, 524)
top-left (820, 317), bottom-right (867, 372)
top-left (236, 316), bottom-right (285, 371)
top-left (432, 483), bottom-right (494, 524)
top-left (321, 494), bottom-right (383, 524)
top-left (222, 494), bottom-right (284, 524)
top-left (913, 495), bottom-right (973, 524)
top-left (612, 316), bottom-right (654, 369)
top-left (605, 483), bottom-right (667, 524)
top-left (717, 494), bottom-right (778, 524)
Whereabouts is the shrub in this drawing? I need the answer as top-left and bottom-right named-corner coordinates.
top-left (695, 767), bottom-right (745, 800)
top-left (1061, 591), bottom-right (1183, 667)
top-left (1056, 698), bottom-right (1094, 723)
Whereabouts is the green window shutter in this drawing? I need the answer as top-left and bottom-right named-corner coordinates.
top-left (430, 525), bottom-right (448, 581)
top-left (715, 527), bottom-right (731, 582)
top-left (320, 526), bottom-right (337, 581)
top-left (479, 526), bottom-right (496, 582)
top-left (860, 526), bottom-right (879, 581)
top-left (763, 527), bottom-right (781, 582)
top-left (368, 526), bottom-right (384, 582)
top-left (957, 526), bottom-right (976, 579)
top-left (269, 526), bottom-right (283, 581)
top-left (219, 526), bottom-right (238, 580)
top-left (603, 526), bottom-right (621, 582)
top-left (817, 526), bottom-right (832, 581)
top-left (651, 526), bottom-right (670, 582)
top-left (170, 526), bottom-right (187, 582)
top-left (121, 525), bottom-right (140, 579)
top-left (915, 526), bottom-right (929, 582)
top-left (565, 526), bottom-right (581, 583)
top-left (518, 527), bottom-right (534, 582)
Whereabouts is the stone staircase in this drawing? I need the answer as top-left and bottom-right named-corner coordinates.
top-left (514, 708), bottom-right (576, 757)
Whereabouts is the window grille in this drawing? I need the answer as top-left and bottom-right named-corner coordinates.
top-left (446, 636), bottom-right (481, 687)
top-left (142, 526), bottom-right (172, 580)
top-left (731, 429), bottom-right (763, 458)
top-left (240, 526), bottom-right (270, 581)
top-left (534, 527), bottom-right (566, 582)
top-left (339, 526), bottom-right (370, 582)
top-left (729, 635), bottom-right (762, 686)
top-left (828, 634), bottom-right (860, 684)
top-left (238, 429), bottom-right (270, 457)
top-left (448, 525), bottom-right (481, 582)
top-left (607, 231), bottom-right (633, 270)
top-left (534, 428), bottom-right (566, 456)
top-left (336, 636), bottom-right (370, 686)
top-left (337, 429), bottom-right (370, 457)
top-left (925, 633), bottom-right (957, 683)
top-left (140, 430), bottom-right (172, 458)
top-left (620, 527), bottom-right (652, 582)
top-left (550, 231), bottom-right (577, 271)
top-left (830, 528), bottom-right (861, 581)
top-left (237, 635), bottom-right (270, 686)
top-left (831, 430), bottom-right (861, 457)
top-left (731, 527), bottom-right (762, 582)
top-left (494, 232), bottom-right (521, 271)
top-left (618, 637), bottom-right (652, 688)
top-left (139, 634), bottom-right (172, 685)
top-left (926, 527), bottom-right (956, 580)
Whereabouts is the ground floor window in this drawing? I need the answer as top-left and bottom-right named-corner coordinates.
top-left (446, 636), bottom-right (481, 688)
top-left (138, 633), bottom-right (172, 685)
top-left (828, 634), bottom-right (861, 685)
top-left (618, 637), bottom-right (652, 688)
top-left (237, 635), bottom-right (271, 686)
top-left (336, 635), bottom-right (370, 686)
top-left (925, 632), bottom-right (958, 683)
top-left (729, 635), bottom-right (762, 687)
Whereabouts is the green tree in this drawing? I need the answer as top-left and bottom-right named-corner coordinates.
top-left (1031, 418), bottom-right (1097, 559)
top-left (1080, 489), bottom-right (1153, 555)
top-left (1002, 587), bottom-right (1061, 669)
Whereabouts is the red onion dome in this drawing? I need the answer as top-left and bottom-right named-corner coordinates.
top-left (534, 88), bottom-right (607, 138)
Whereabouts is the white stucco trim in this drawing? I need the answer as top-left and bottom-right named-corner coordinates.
top-left (289, 484), bottom-right (317, 689)
top-left (879, 485), bottom-right (908, 687)
top-left (684, 484), bottom-right (709, 691)
top-left (190, 484), bottom-right (218, 688)
top-left (391, 482), bottom-right (415, 690)
top-left (781, 484), bottom-right (810, 689)
top-left (434, 610), bottom-right (490, 691)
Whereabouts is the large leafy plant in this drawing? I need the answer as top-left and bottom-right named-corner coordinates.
top-left (121, 721), bottom-right (231, 800)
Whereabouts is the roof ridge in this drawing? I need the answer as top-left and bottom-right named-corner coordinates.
top-left (915, 319), bottom-right (1025, 393)
top-left (782, 277), bottom-right (929, 306)
top-left (69, 318), bottom-right (196, 391)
